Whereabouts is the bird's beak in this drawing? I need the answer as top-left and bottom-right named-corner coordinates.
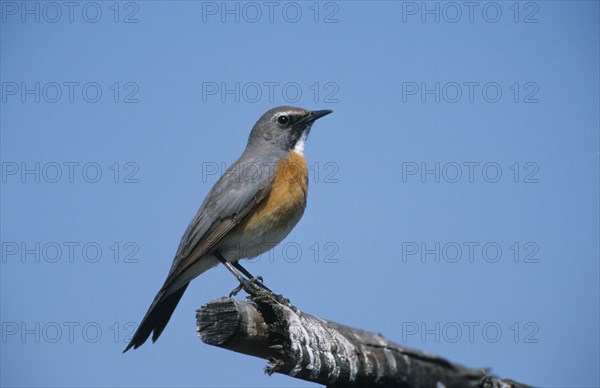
top-left (307, 109), bottom-right (333, 122)
top-left (296, 109), bottom-right (333, 128)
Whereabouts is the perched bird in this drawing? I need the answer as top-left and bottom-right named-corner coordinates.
top-left (124, 106), bottom-right (332, 352)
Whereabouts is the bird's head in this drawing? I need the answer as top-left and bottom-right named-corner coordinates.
top-left (247, 106), bottom-right (332, 155)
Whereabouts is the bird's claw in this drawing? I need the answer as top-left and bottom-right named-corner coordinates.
top-left (246, 277), bottom-right (266, 293)
top-left (229, 282), bottom-right (244, 297)
top-left (229, 276), bottom-right (263, 297)
top-left (250, 276), bottom-right (264, 287)
top-left (229, 274), bottom-right (279, 301)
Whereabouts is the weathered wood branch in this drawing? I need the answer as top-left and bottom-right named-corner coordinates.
top-left (196, 284), bottom-right (530, 388)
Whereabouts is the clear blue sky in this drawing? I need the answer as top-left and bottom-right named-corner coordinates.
top-left (1, 1), bottom-right (599, 387)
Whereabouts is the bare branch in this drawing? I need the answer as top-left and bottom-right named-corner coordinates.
top-left (196, 285), bottom-right (530, 388)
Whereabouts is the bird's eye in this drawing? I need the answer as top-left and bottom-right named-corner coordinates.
top-left (277, 115), bottom-right (289, 125)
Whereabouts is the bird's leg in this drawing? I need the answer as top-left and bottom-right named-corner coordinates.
top-left (213, 251), bottom-right (275, 298)
top-left (231, 261), bottom-right (258, 281)
top-left (232, 261), bottom-right (273, 293)
top-left (214, 251), bottom-right (246, 283)
top-left (213, 251), bottom-right (265, 297)
top-left (232, 260), bottom-right (290, 307)
top-left (213, 251), bottom-right (249, 297)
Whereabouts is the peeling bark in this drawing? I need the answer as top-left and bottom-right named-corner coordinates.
top-left (196, 285), bottom-right (530, 388)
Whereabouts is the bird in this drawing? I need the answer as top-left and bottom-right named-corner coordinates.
top-left (123, 106), bottom-right (332, 352)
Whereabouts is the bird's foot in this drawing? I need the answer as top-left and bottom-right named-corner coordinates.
top-left (228, 282), bottom-right (244, 298)
top-left (245, 278), bottom-right (292, 307)
top-left (228, 275), bottom-right (291, 308)
top-left (246, 276), bottom-right (269, 294)
top-left (228, 276), bottom-right (265, 297)
top-left (249, 275), bottom-right (265, 288)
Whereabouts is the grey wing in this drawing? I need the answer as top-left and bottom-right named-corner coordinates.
top-left (163, 154), bottom-right (279, 284)
top-left (123, 153), bottom-right (281, 351)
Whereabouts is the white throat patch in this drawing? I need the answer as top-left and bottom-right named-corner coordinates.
top-left (293, 129), bottom-right (309, 155)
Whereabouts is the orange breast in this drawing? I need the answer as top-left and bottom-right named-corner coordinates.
top-left (236, 152), bottom-right (308, 236)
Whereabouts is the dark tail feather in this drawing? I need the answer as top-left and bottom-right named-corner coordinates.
top-left (123, 283), bottom-right (189, 352)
